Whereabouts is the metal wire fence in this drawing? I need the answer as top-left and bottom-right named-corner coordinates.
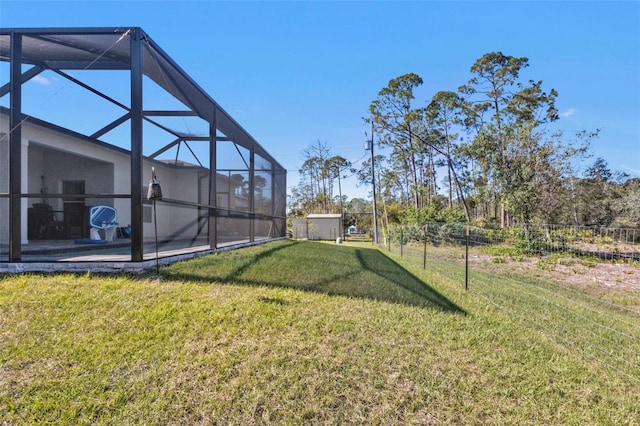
top-left (379, 222), bottom-right (640, 383)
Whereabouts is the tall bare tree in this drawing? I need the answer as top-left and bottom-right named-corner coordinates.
top-left (368, 73), bottom-right (425, 208)
top-left (299, 140), bottom-right (333, 213)
top-left (425, 91), bottom-right (465, 208)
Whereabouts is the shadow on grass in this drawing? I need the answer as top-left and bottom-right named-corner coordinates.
top-left (354, 248), bottom-right (465, 313)
top-left (163, 240), bottom-right (465, 313)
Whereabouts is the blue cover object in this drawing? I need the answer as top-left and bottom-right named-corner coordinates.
top-left (90, 206), bottom-right (117, 229)
top-left (74, 238), bottom-right (108, 245)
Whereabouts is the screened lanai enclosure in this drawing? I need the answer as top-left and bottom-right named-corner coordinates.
top-left (0, 28), bottom-right (286, 269)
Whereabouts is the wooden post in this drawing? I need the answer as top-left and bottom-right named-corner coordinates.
top-left (423, 224), bottom-right (427, 269)
top-left (465, 223), bottom-right (470, 291)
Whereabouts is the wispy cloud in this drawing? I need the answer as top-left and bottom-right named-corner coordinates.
top-left (561, 108), bottom-right (576, 118)
top-left (32, 75), bottom-right (51, 85)
top-left (622, 165), bottom-right (640, 176)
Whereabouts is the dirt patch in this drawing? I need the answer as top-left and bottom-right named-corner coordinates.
top-left (467, 252), bottom-right (638, 290)
top-left (553, 261), bottom-right (639, 290)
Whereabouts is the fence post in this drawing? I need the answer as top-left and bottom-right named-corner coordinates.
top-left (423, 224), bottom-right (427, 270)
top-left (465, 222), bottom-right (469, 291)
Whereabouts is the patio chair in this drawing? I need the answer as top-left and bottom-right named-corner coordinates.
top-left (89, 206), bottom-right (118, 242)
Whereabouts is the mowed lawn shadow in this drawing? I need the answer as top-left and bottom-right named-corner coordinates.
top-left (164, 240), bottom-right (465, 313)
top-left (354, 248), bottom-right (464, 313)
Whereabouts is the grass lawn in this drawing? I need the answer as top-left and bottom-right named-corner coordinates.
top-left (1, 239), bottom-right (638, 424)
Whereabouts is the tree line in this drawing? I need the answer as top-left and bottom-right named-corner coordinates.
top-left (288, 52), bottom-right (640, 234)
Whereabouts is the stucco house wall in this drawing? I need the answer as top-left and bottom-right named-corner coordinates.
top-left (0, 114), bottom-right (242, 245)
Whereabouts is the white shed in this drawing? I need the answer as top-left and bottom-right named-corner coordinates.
top-left (307, 214), bottom-right (343, 240)
top-left (291, 218), bottom-right (308, 240)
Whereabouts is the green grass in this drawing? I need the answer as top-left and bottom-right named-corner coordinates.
top-left (1, 240), bottom-right (638, 424)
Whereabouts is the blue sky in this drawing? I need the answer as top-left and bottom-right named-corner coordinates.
top-left (1, 0), bottom-right (639, 201)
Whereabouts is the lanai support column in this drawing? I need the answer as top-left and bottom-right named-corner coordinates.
top-left (209, 107), bottom-right (217, 249)
top-left (9, 32), bottom-right (22, 262)
top-left (130, 28), bottom-right (144, 261)
top-left (249, 142), bottom-right (255, 242)
top-left (271, 161), bottom-right (276, 238)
